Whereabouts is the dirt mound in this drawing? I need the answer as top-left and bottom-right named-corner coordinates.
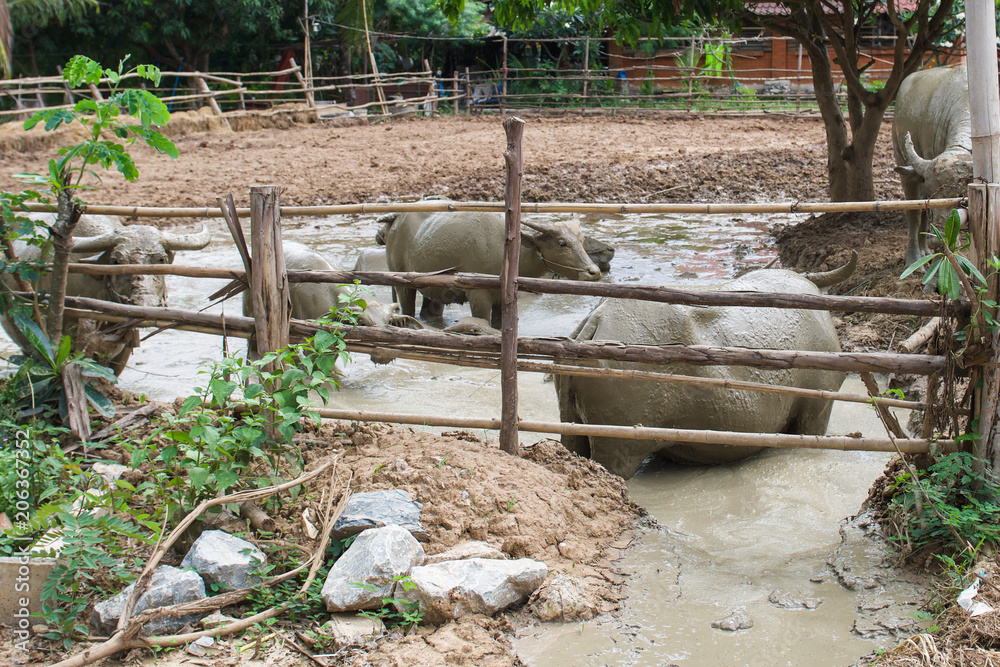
top-left (774, 211), bottom-right (933, 352)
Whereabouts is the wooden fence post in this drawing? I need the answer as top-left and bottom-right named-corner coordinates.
top-left (500, 116), bottom-right (525, 456)
top-left (465, 67), bottom-right (471, 116)
top-left (249, 186), bottom-right (290, 368)
top-left (966, 0), bottom-right (1000, 471)
top-left (501, 36), bottom-right (508, 116)
top-left (194, 74), bottom-right (224, 116)
top-left (582, 37), bottom-right (590, 112)
top-left (290, 57), bottom-right (315, 108)
top-left (453, 70), bottom-right (459, 116)
top-left (88, 82), bottom-right (104, 103)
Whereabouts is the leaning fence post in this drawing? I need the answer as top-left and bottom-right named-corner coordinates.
top-left (289, 57), bottom-right (315, 108)
top-left (194, 73), bottom-right (224, 116)
top-left (500, 116), bottom-right (525, 456)
top-left (249, 186), bottom-right (290, 371)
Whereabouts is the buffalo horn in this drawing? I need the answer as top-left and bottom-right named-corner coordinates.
top-left (902, 132), bottom-right (932, 178)
top-left (70, 232), bottom-right (119, 253)
top-left (519, 219), bottom-right (555, 233)
top-left (161, 226), bottom-right (212, 251)
top-left (804, 250), bottom-right (858, 288)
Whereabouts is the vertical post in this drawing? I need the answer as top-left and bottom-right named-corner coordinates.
top-left (290, 57), bottom-right (315, 108)
top-left (249, 186), bottom-right (290, 368)
top-left (303, 0), bottom-right (314, 103)
top-left (465, 67), bottom-right (471, 116)
top-left (796, 42), bottom-right (803, 113)
top-left (500, 116), bottom-right (525, 456)
top-left (501, 36), bottom-right (508, 116)
top-left (424, 59), bottom-right (436, 115)
top-left (453, 70), bottom-right (460, 116)
top-left (237, 76), bottom-right (246, 110)
top-left (966, 0), bottom-right (1000, 471)
top-left (582, 37), bottom-right (590, 113)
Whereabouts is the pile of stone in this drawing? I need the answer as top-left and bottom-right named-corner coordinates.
top-left (91, 529), bottom-right (266, 635)
top-left (88, 488), bottom-right (573, 647)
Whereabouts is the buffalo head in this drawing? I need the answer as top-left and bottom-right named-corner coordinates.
top-left (71, 223), bottom-right (212, 307)
top-left (521, 217), bottom-right (602, 281)
top-left (896, 132), bottom-right (972, 220)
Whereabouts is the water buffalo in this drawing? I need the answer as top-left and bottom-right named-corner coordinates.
top-left (893, 65), bottom-right (972, 266)
top-left (242, 241), bottom-right (421, 329)
top-left (384, 210), bottom-right (602, 328)
top-left (1, 213), bottom-right (211, 373)
top-left (554, 256), bottom-right (856, 479)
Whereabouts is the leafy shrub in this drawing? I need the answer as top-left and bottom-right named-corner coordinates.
top-left (888, 452), bottom-right (1000, 556)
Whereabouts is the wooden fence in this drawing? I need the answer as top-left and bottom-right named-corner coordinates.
top-left (0, 33), bottom-right (943, 122)
top-left (6, 118), bottom-right (970, 457)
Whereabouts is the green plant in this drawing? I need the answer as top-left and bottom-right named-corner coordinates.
top-left (118, 287), bottom-right (363, 527)
top-left (0, 419), bottom-right (72, 520)
top-left (887, 452), bottom-right (1000, 557)
top-left (358, 575), bottom-right (424, 631)
top-left (35, 506), bottom-right (151, 648)
top-left (5, 312), bottom-right (116, 422)
top-left (900, 211), bottom-right (983, 302)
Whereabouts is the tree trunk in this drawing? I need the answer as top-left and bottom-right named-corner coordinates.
top-left (45, 186), bottom-right (83, 343)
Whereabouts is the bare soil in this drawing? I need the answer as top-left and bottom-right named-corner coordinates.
top-left (0, 111), bottom-right (940, 666)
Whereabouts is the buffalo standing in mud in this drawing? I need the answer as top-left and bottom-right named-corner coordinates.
top-left (1, 214), bottom-right (211, 374)
top-left (241, 241), bottom-right (420, 333)
top-left (893, 65), bottom-right (972, 266)
top-left (555, 257), bottom-right (856, 479)
top-left (383, 210), bottom-right (604, 328)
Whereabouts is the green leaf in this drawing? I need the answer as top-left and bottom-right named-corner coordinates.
top-left (945, 210), bottom-right (961, 248)
top-left (187, 467), bottom-right (211, 489)
top-left (56, 335), bottom-right (72, 366)
top-left (74, 359), bottom-right (117, 383)
top-left (84, 384), bottom-right (116, 419)
top-left (214, 470), bottom-right (240, 491)
top-left (179, 395), bottom-right (201, 416)
top-left (13, 312), bottom-right (55, 366)
top-left (900, 254), bottom-right (937, 279)
top-left (63, 55), bottom-right (104, 87)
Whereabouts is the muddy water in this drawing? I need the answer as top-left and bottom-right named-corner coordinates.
top-left (0, 212), bottom-right (919, 663)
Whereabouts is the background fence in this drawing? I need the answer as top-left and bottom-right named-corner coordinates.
top-left (1, 34), bottom-right (960, 121)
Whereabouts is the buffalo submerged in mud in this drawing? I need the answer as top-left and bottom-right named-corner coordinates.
top-left (1, 213), bottom-right (211, 374)
top-left (555, 254), bottom-right (857, 479)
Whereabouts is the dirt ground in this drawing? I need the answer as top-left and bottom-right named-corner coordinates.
top-left (0, 111), bottom-right (941, 665)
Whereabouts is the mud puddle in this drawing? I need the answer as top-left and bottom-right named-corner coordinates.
top-left (0, 211), bottom-right (922, 664)
top-left (513, 377), bottom-right (923, 666)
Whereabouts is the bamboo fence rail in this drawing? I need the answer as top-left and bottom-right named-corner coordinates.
top-left (60, 307), bottom-right (927, 411)
top-left (49, 293), bottom-right (946, 377)
top-left (312, 408), bottom-right (957, 455)
top-left (65, 263), bottom-right (966, 319)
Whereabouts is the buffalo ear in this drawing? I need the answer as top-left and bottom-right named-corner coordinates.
top-left (895, 165), bottom-right (922, 182)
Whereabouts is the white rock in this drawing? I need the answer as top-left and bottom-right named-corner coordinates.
top-left (318, 613), bottom-right (385, 649)
top-left (395, 557), bottom-right (548, 624)
top-left (711, 606), bottom-right (753, 632)
top-left (424, 541), bottom-right (507, 565)
top-left (90, 565), bottom-right (206, 635)
top-left (331, 489), bottom-right (427, 541)
top-left (321, 525), bottom-right (425, 612)
top-left (529, 574), bottom-right (597, 622)
top-left (181, 530), bottom-right (267, 591)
